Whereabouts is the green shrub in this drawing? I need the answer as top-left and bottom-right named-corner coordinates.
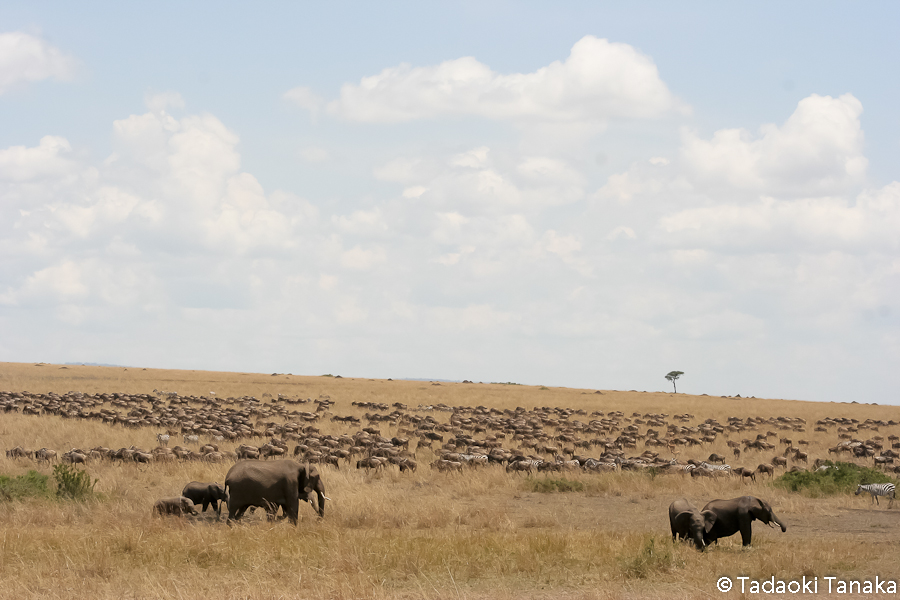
top-left (53, 464), bottom-right (99, 500)
top-left (621, 536), bottom-right (682, 580)
top-left (526, 477), bottom-right (585, 493)
top-left (775, 461), bottom-right (895, 497)
top-left (0, 470), bottom-right (51, 501)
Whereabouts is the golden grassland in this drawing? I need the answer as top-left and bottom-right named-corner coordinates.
top-left (1, 361), bottom-right (898, 599)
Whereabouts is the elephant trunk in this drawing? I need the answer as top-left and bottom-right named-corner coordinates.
top-left (316, 490), bottom-right (325, 518)
top-left (773, 514), bottom-right (787, 532)
top-left (695, 536), bottom-right (707, 551)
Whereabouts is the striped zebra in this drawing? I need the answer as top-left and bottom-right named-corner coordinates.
top-left (506, 459), bottom-right (543, 474)
top-left (666, 463), bottom-right (696, 476)
top-left (691, 462), bottom-right (731, 478)
top-left (582, 458), bottom-right (616, 472)
top-left (855, 483), bottom-right (896, 508)
top-left (156, 433), bottom-right (170, 447)
top-left (457, 454), bottom-right (489, 467)
top-left (699, 461), bottom-right (732, 473)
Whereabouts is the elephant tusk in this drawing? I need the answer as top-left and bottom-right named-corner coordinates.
top-left (323, 496), bottom-right (332, 501)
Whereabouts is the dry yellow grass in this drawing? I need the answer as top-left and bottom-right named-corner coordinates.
top-left (0, 361), bottom-right (898, 599)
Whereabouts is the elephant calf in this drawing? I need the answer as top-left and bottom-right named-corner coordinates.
top-left (668, 498), bottom-right (716, 551)
top-left (153, 496), bottom-right (198, 517)
top-left (182, 481), bottom-right (227, 517)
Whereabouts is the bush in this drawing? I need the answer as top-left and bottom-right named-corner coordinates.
top-left (526, 477), bottom-right (585, 493)
top-left (53, 464), bottom-right (99, 500)
top-left (775, 461), bottom-right (895, 497)
top-left (0, 470), bottom-right (51, 501)
top-left (621, 536), bottom-right (682, 580)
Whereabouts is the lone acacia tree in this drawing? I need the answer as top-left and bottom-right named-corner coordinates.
top-left (665, 371), bottom-right (684, 393)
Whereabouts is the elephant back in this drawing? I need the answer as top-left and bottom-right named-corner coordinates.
top-left (225, 459), bottom-right (302, 504)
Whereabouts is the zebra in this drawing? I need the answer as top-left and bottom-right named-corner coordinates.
top-left (855, 483), bottom-right (895, 508)
top-left (156, 433), bottom-right (170, 447)
top-left (694, 462), bottom-right (731, 478)
top-left (582, 458), bottom-right (616, 472)
top-left (183, 434), bottom-right (199, 444)
top-left (699, 461), bottom-right (732, 473)
top-left (457, 454), bottom-right (489, 467)
top-left (506, 459), bottom-right (543, 474)
top-left (665, 463), bottom-right (696, 476)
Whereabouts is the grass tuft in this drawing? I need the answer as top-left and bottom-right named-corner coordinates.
top-left (525, 477), bottom-right (585, 493)
top-left (620, 536), bottom-right (682, 580)
top-left (0, 470), bottom-right (51, 501)
top-left (53, 464), bottom-right (99, 500)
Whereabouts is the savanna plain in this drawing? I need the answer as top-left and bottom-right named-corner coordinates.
top-left (0, 362), bottom-right (898, 600)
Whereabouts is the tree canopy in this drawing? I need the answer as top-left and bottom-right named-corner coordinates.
top-left (665, 371), bottom-right (684, 393)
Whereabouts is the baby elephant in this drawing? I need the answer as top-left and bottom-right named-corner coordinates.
top-left (669, 498), bottom-right (717, 551)
top-left (153, 496), bottom-right (198, 517)
top-left (182, 481), bottom-right (227, 518)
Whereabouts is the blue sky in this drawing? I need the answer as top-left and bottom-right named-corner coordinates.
top-left (1, 3), bottom-right (898, 403)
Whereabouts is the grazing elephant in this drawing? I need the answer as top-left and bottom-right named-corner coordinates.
top-left (668, 498), bottom-right (716, 550)
top-left (153, 496), bottom-right (198, 517)
top-left (181, 481), bottom-right (228, 517)
top-left (701, 496), bottom-right (787, 547)
top-left (225, 460), bottom-right (326, 523)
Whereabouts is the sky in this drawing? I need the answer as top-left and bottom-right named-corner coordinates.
top-left (1, 3), bottom-right (898, 404)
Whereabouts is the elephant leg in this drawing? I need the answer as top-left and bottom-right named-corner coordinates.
top-left (286, 500), bottom-right (299, 525)
top-left (740, 521), bottom-right (752, 546)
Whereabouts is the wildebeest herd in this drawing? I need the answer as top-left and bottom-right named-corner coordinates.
top-left (2, 389), bottom-right (897, 542)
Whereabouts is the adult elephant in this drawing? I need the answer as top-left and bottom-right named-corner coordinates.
top-left (668, 498), bottom-right (716, 551)
top-left (701, 496), bottom-right (787, 547)
top-left (181, 481), bottom-right (227, 517)
top-left (224, 460), bottom-right (326, 523)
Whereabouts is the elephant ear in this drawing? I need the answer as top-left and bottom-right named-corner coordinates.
top-left (673, 511), bottom-right (694, 530)
top-left (749, 498), bottom-right (771, 523)
top-left (701, 510), bottom-right (717, 533)
top-left (303, 464), bottom-right (320, 495)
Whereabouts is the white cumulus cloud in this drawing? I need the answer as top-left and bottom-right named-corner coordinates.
top-left (327, 36), bottom-right (684, 123)
top-left (681, 93), bottom-right (867, 197)
top-left (0, 31), bottom-right (78, 94)
top-left (0, 135), bottom-right (78, 182)
top-left (660, 183), bottom-right (900, 251)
